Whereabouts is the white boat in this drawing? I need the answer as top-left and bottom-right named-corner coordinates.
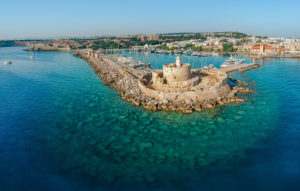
top-left (4, 60), bottom-right (12, 65)
top-left (221, 55), bottom-right (245, 68)
top-left (203, 64), bottom-right (216, 70)
top-left (29, 51), bottom-right (34, 59)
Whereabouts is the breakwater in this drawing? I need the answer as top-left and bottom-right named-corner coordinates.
top-left (25, 46), bottom-right (73, 52)
top-left (75, 51), bottom-right (253, 113)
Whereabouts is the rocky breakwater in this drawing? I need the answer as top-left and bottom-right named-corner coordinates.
top-left (25, 46), bottom-right (72, 52)
top-left (76, 51), bottom-right (253, 113)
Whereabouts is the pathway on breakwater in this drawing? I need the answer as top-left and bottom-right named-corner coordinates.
top-left (218, 63), bottom-right (258, 73)
top-left (102, 56), bottom-right (145, 79)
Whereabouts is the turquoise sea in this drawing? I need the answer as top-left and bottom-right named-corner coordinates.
top-left (1, 47), bottom-right (300, 191)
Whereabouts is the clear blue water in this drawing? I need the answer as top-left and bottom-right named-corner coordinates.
top-left (1, 47), bottom-right (300, 191)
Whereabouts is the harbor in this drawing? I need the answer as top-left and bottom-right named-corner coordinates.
top-left (0, 47), bottom-right (291, 190)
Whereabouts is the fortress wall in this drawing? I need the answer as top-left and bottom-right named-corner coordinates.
top-left (152, 76), bottom-right (200, 92)
top-left (138, 80), bottom-right (161, 100)
top-left (139, 70), bottom-right (232, 102)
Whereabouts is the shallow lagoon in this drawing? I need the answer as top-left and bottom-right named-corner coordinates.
top-left (1, 47), bottom-right (300, 191)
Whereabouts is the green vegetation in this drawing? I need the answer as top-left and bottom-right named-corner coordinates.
top-left (156, 44), bottom-right (178, 51)
top-left (170, 47), bottom-right (178, 51)
top-left (87, 37), bottom-right (161, 50)
top-left (160, 33), bottom-right (207, 42)
top-left (183, 44), bottom-right (203, 52)
top-left (192, 46), bottom-right (203, 51)
top-left (183, 44), bottom-right (193, 50)
top-left (223, 43), bottom-right (234, 52)
top-left (156, 44), bottom-right (169, 50)
top-left (90, 40), bottom-right (120, 50)
top-left (183, 44), bottom-right (203, 51)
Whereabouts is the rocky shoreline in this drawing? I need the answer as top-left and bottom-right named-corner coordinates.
top-left (75, 52), bottom-right (253, 113)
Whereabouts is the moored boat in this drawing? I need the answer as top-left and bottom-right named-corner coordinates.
top-left (203, 64), bottom-right (216, 70)
top-left (4, 60), bottom-right (12, 65)
top-left (221, 55), bottom-right (245, 68)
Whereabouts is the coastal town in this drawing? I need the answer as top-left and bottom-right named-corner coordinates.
top-left (3, 32), bottom-right (300, 58)
top-left (1, 32), bottom-right (292, 112)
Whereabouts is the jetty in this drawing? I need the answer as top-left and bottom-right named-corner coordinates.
top-left (102, 56), bottom-right (146, 79)
top-left (74, 50), bottom-right (253, 113)
top-left (218, 63), bottom-right (258, 73)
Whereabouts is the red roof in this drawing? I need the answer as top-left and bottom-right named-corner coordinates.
top-left (264, 45), bottom-right (273, 50)
top-left (252, 44), bottom-right (274, 50)
top-left (252, 45), bottom-right (260, 50)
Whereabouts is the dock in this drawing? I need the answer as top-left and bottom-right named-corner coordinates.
top-left (218, 63), bottom-right (258, 73)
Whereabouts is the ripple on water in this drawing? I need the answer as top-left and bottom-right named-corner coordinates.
top-left (41, 80), bottom-right (279, 188)
top-left (1, 48), bottom-right (288, 191)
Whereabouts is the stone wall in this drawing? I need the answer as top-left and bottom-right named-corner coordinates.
top-left (152, 76), bottom-right (200, 92)
top-left (139, 70), bottom-right (232, 102)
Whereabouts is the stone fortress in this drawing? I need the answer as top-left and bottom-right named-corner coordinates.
top-left (78, 50), bottom-right (251, 113)
top-left (138, 56), bottom-right (236, 106)
top-left (151, 56), bottom-right (200, 92)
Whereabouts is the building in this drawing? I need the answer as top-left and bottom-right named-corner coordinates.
top-left (87, 50), bottom-right (100, 58)
top-left (144, 44), bottom-right (149, 50)
top-left (139, 34), bottom-right (160, 42)
top-left (251, 43), bottom-right (284, 55)
top-left (151, 56), bottom-right (199, 92)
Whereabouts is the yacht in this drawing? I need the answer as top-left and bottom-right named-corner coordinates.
top-left (203, 64), bottom-right (216, 70)
top-left (221, 55), bottom-right (245, 68)
top-left (184, 50), bottom-right (193, 55)
top-left (4, 60), bottom-right (12, 65)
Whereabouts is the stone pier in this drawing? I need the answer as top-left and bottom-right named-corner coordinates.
top-left (75, 51), bottom-right (251, 113)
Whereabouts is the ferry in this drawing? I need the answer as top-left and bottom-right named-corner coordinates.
top-left (221, 55), bottom-right (245, 68)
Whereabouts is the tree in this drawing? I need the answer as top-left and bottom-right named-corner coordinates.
top-left (192, 46), bottom-right (203, 51)
top-left (223, 43), bottom-right (234, 52)
top-left (183, 44), bottom-right (193, 50)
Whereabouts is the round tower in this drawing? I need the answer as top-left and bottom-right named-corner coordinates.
top-left (163, 56), bottom-right (191, 83)
top-left (176, 56), bottom-right (181, 67)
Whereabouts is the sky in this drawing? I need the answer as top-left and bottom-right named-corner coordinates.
top-left (0, 0), bottom-right (300, 40)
